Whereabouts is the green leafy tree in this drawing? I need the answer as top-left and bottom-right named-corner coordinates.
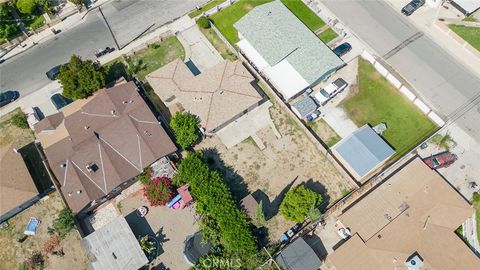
top-left (254, 200), bottom-right (266, 226)
top-left (53, 208), bottom-right (75, 238)
top-left (170, 112), bottom-right (199, 149)
top-left (0, 4), bottom-right (20, 39)
top-left (10, 111), bottom-right (28, 129)
top-left (58, 55), bottom-right (105, 100)
top-left (68, 0), bottom-right (84, 6)
top-left (138, 235), bottom-right (156, 254)
top-left (199, 215), bottom-right (221, 245)
top-left (16, 0), bottom-right (37, 14)
top-left (280, 185), bottom-right (323, 222)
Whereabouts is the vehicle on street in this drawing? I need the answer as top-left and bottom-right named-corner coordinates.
top-left (46, 64), bottom-right (66, 80)
top-left (423, 151), bottom-right (457, 169)
top-left (314, 78), bottom-right (348, 105)
top-left (401, 0), bottom-right (425, 16)
top-left (0, 91), bottom-right (19, 107)
top-left (25, 107), bottom-right (41, 130)
top-left (50, 92), bottom-right (72, 110)
top-left (95, 47), bottom-right (115, 58)
top-left (332, 42), bottom-right (352, 57)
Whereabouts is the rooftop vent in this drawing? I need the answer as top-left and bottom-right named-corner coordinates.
top-left (405, 252), bottom-right (424, 270)
top-left (85, 163), bottom-right (98, 173)
top-left (84, 126), bottom-right (90, 130)
top-left (111, 110), bottom-right (116, 115)
top-left (122, 100), bottom-right (132, 104)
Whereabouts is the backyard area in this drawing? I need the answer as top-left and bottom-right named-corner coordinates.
top-left (448, 24), bottom-right (480, 51)
top-left (308, 118), bottom-right (341, 148)
top-left (196, 100), bottom-right (355, 241)
top-left (0, 108), bottom-right (34, 148)
top-left (0, 193), bottom-right (89, 270)
top-left (342, 58), bottom-right (437, 158)
top-left (197, 23), bottom-right (237, 61)
top-left (210, 0), bottom-right (325, 45)
top-left (104, 36), bottom-right (185, 81)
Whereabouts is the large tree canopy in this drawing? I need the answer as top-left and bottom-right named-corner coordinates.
top-left (0, 4), bottom-right (20, 39)
top-left (280, 185), bottom-right (323, 222)
top-left (16, 0), bottom-right (37, 14)
top-left (59, 55), bottom-right (105, 100)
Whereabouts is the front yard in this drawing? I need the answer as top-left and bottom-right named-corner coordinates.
top-left (473, 192), bottom-right (480, 243)
top-left (448, 24), bottom-right (480, 51)
top-left (342, 58), bottom-right (437, 158)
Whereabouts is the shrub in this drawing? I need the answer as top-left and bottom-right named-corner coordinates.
top-left (137, 170), bottom-right (151, 185)
top-left (280, 185), bottom-right (323, 222)
top-left (16, 0), bottom-right (37, 15)
top-left (53, 208), bottom-right (75, 238)
top-left (170, 112), bottom-right (200, 149)
top-left (11, 111), bottom-right (29, 129)
top-left (143, 177), bottom-right (174, 206)
top-left (24, 252), bottom-right (44, 270)
top-left (138, 235), bottom-right (156, 254)
top-left (43, 234), bottom-right (61, 254)
top-left (197, 16), bottom-right (210, 29)
top-left (177, 152), bottom-right (257, 256)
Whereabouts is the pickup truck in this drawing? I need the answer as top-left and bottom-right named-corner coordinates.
top-left (314, 78), bottom-right (348, 105)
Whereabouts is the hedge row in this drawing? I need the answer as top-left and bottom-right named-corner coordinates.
top-left (177, 151), bottom-right (257, 255)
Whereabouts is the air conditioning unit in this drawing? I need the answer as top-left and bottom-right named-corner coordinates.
top-left (405, 252), bottom-right (424, 270)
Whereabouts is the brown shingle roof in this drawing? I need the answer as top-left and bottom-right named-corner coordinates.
top-left (146, 60), bottom-right (263, 132)
top-left (328, 157), bottom-right (480, 270)
top-left (0, 143), bottom-right (39, 216)
top-left (36, 82), bottom-right (177, 213)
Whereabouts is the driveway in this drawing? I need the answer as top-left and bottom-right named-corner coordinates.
top-left (319, 0), bottom-right (480, 144)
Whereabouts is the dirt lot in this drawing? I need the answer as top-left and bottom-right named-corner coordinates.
top-left (0, 193), bottom-right (89, 270)
top-left (197, 103), bottom-right (355, 241)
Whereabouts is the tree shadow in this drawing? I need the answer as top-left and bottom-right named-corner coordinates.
top-left (202, 148), bottom-right (249, 203)
top-left (125, 211), bottom-right (166, 257)
top-left (303, 179), bottom-right (330, 213)
top-left (303, 234), bottom-right (328, 260)
top-left (104, 60), bottom-right (128, 86)
top-left (252, 177), bottom-right (297, 220)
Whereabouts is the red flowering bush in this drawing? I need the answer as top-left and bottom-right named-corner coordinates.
top-left (143, 177), bottom-right (174, 206)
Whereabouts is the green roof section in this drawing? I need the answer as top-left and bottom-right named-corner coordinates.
top-left (234, 0), bottom-right (344, 84)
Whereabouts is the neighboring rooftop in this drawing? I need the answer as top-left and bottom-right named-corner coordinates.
top-left (35, 81), bottom-right (177, 213)
top-left (234, 0), bottom-right (344, 99)
top-left (146, 59), bottom-right (263, 132)
top-left (291, 96), bottom-right (318, 118)
top-left (451, 0), bottom-right (480, 15)
top-left (0, 142), bottom-right (38, 217)
top-left (81, 215), bottom-right (148, 270)
top-left (275, 237), bottom-right (321, 270)
top-left (332, 125), bottom-right (395, 180)
top-left (240, 194), bottom-right (259, 220)
top-left (328, 157), bottom-right (480, 270)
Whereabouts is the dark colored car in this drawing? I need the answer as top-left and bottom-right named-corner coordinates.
top-left (50, 93), bottom-right (72, 110)
top-left (95, 47), bottom-right (115, 58)
top-left (332, 42), bottom-right (352, 57)
top-left (46, 64), bottom-right (66, 80)
top-left (0, 91), bottom-right (19, 107)
top-left (423, 151), bottom-right (457, 169)
top-left (402, 0), bottom-right (425, 16)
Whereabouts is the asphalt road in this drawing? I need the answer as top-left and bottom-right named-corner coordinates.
top-left (0, 0), bottom-right (207, 96)
top-left (321, 0), bottom-right (480, 142)
top-left (0, 12), bottom-right (114, 96)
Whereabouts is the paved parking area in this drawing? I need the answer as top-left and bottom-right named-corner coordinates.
top-left (216, 101), bottom-right (280, 149)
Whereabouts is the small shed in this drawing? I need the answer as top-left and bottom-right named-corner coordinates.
top-left (291, 96), bottom-right (318, 119)
top-left (332, 125), bottom-right (395, 181)
top-left (241, 194), bottom-right (259, 220)
top-left (81, 216), bottom-right (148, 270)
top-left (177, 184), bottom-right (193, 207)
top-left (275, 237), bottom-right (321, 270)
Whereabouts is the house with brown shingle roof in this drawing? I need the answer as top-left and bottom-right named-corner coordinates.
top-left (0, 142), bottom-right (41, 222)
top-left (327, 157), bottom-right (480, 270)
top-left (146, 59), bottom-right (265, 133)
top-left (35, 81), bottom-right (177, 213)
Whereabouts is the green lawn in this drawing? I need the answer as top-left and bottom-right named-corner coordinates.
top-left (463, 15), bottom-right (478, 22)
top-left (127, 36), bottom-right (185, 80)
top-left (281, 0), bottom-right (325, 32)
top-left (210, 0), bottom-right (272, 45)
top-left (343, 59), bottom-right (437, 158)
top-left (189, 0), bottom-right (226, 18)
top-left (473, 192), bottom-right (480, 243)
top-left (198, 25), bottom-right (237, 61)
top-left (317, 27), bottom-right (338, 43)
top-left (448, 24), bottom-right (480, 52)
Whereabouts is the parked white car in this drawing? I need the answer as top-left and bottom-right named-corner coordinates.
top-left (24, 107), bottom-right (40, 130)
top-left (314, 78), bottom-right (348, 105)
